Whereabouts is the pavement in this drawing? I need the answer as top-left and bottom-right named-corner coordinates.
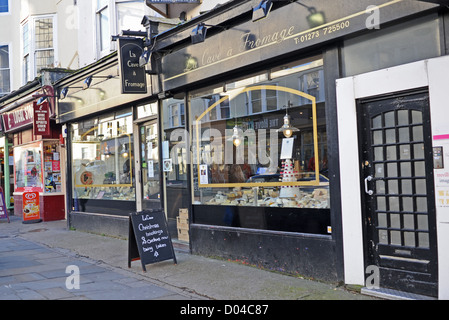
top-left (0, 215), bottom-right (378, 301)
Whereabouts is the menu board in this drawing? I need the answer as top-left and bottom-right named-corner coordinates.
top-left (128, 210), bottom-right (177, 272)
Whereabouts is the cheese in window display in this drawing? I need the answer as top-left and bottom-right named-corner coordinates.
top-left (203, 158), bottom-right (329, 209)
top-left (205, 185), bottom-right (329, 209)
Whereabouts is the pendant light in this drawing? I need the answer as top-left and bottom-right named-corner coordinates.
top-left (231, 125), bottom-right (242, 147)
top-left (277, 100), bottom-right (299, 138)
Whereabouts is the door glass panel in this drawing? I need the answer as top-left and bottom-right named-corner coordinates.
top-left (418, 214), bottom-right (428, 230)
top-left (415, 161), bottom-right (425, 176)
top-left (373, 130), bottom-right (383, 144)
top-left (384, 111), bottom-right (395, 127)
top-left (385, 129), bottom-right (396, 144)
top-left (399, 144), bottom-right (410, 159)
top-left (376, 180), bottom-right (385, 194)
top-left (390, 213), bottom-right (400, 228)
top-left (414, 143), bottom-right (424, 158)
top-left (386, 146), bottom-right (396, 160)
top-left (400, 162), bottom-right (411, 176)
top-left (388, 180), bottom-right (398, 194)
top-left (372, 115), bottom-right (382, 129)
top-left (387, 163), bottom-right (397, 176)
top-left (404, 214), bottom-right (414, 229)
top-left (416, 197), bottom-right (427, 212)
top-left (412, 126), bottom-right (423, 141)
top-left (402, 180), bottom-right (413, 194)
top-left (403, 197), bottom-right (413, 211)
top-left (398, 127), bottom-right (409, 142)
top-left (377, 196), bottom-right (386, 211)
top-left (378, 213), bottom-right (387, 228)
top-left (375, 164), bottom-right (384, 177)
top-left (411, 111), bottom-right (422, 124)
top-left (404, 232), bottom-right (415, 247)
top-left (415, 179), bottom-right (427, 194)
top-left (379, 229), bottom-right (388, 244)
top-left (418, 232), bottom-right (429, 248)
top-left (390, 197), bottom-right (400, 211)
top-left (390, 230), bottom-right (401, 245)
top-left (140, 122), bottom-right (161, 210)
top-left (374, 147), bottom-right (384, 161)
top-left (397, 110), bottom-right (409, 126)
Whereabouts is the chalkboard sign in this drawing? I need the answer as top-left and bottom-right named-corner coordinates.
top-left (128, 210), bottom-right (177, 271)
top-left (0, 187), bottom-right (9, 223)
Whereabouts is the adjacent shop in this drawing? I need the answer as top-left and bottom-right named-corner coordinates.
top-left (0, 80), bottom-right (65, 222)
top-left (55, 52), bottom-right (155, 236)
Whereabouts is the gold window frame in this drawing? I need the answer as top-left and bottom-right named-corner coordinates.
top-left (195, 85), bottom-right (320, 188)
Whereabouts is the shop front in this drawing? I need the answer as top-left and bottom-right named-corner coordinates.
top-left (56, 52), bottom-right (162, 237)
top-left (143, 0), bottom-right (448, 294)
top-left (0, 83), bottom-right (65, 222)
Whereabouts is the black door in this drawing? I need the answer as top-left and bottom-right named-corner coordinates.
top-left (358, 90), bottom-right (438, 297)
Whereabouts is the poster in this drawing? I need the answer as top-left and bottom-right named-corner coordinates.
top-left (148, 160), bottom-right (154, 178)
top-left (199, 164), bottom-right (209, 184)
top-left (280, 138), bottom-right (294, 159)
top-left (163, 159), bottom-right (172, 172)
top-left (22, 192), bottom-right (40, 222)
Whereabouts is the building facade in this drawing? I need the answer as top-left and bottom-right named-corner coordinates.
top-left (2, 0), bottom-right (449, 299)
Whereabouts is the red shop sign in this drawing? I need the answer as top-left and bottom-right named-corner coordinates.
top-left (33, 101), bottom-right (50, 136)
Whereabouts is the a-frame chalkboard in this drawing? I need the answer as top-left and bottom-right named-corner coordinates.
top-left (128, 210), bottom-right (177, 272)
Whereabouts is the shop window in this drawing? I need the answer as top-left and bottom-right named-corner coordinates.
top-left (189, 57), bottom-right (330, 234)
top-left (71, 110), bottom-right (135, 215)
top-left (13, 141), bottom-right (62, 193)
top-left (342, 14), bottom-right (440, 77)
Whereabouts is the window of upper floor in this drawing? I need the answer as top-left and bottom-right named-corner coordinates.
top-left (0, 0), bottom-right (9, 14)
top-left (21, 15), bottom-right (58, 84)
top-left (95, 0), bottom-right (160, 59)
top-left (0, 44), bottom-right (11, 95)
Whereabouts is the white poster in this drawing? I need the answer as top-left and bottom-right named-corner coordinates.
top-left (280, 138), bottom-right (294, 159)
top-left (148, 160), bottom-right (154, 178)
top-left (199, 164), bottom-right (208, 185)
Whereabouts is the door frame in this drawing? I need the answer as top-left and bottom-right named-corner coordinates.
top-left (133, 114), bottom-right (163, 212)
top-left (336, 56), bottom-right (449, 299)
top-left (356, 89), bottom-right (438, 296)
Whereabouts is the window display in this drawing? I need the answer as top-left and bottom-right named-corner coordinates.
top-left (13, 140), bottom-right (61, 193)
top-left (71, 110), bottom-right (135, 212)
top-left (190, 57), bottom-right (329, 210)
top-left (14, 141), bottom-right (43, 192)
